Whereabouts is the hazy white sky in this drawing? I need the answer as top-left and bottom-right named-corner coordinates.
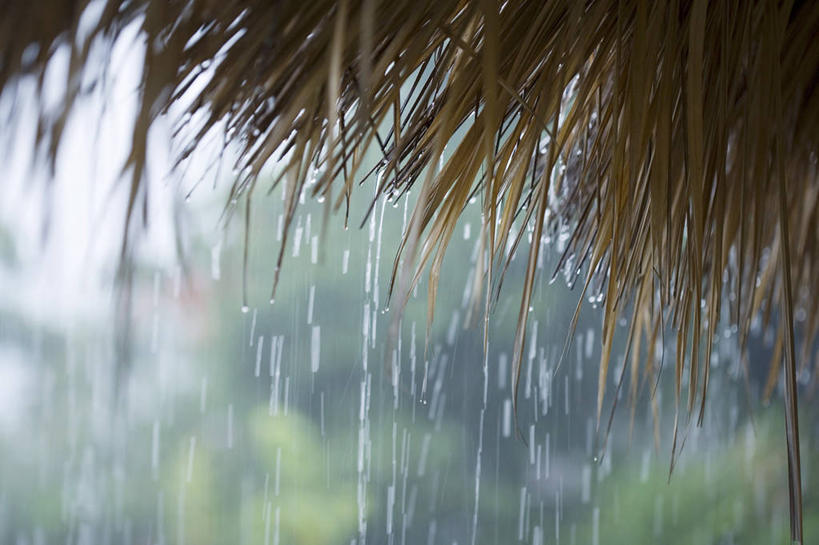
top-left (0, 20), bottom-right (232, 323)
top-left (0, 22), bottom-right (209, 431)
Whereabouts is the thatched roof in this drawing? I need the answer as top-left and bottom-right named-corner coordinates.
top-left (2, 0), bottom-right (817, 540)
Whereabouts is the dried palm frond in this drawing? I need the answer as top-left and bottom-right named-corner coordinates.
top-left (2, 0), bottom-right (818, 541)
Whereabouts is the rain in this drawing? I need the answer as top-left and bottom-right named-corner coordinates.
top-left (2, 137), bottom-right (815, 543)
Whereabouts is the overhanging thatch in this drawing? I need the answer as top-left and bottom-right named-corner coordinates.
top-left (2, 0), bottom-right (817, 541)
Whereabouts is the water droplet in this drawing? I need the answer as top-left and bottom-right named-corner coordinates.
top-left (241, 305), bottom-right (249, 313)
